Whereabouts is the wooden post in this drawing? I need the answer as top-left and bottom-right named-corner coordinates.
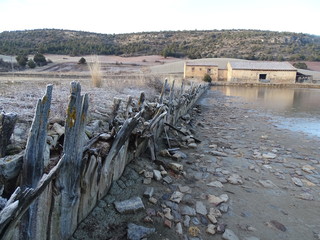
top-left (0, 112), bottom-right (17, 157)
top-left (159, 78), bottom-right (168, 104)
top-left (20, 84), bottom-right (53, 240)
top-left (56, 82), bottom-right (89, 239)
top-left (125, 96), bottom-right (133, 119)
top-left (138, 92), bottom-right (145, 111)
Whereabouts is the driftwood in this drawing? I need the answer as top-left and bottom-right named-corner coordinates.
top-left (0, 112), bottom-right (18, 158)
top-left (159, 78), bottom-right (168, 104)
top-left (164, 122), bottom-right (201, 143)
top-left (56, 82), bottom-right (89, 239)
top-left (20, 84), bottom-right (53, 240)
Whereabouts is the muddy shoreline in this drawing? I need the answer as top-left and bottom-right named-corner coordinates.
top-left (71, 88), bottom-right (320, 240)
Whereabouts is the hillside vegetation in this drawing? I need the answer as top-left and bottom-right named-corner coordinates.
top-left (1, 29), bottom-right (320, 61)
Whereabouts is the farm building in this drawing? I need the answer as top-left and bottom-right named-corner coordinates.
top-left (227, 61), bottom-right (297, 83)
top-left (184, 60), bottom-right (297, 83)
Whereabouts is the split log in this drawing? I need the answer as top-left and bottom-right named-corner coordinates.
top-left (0, 112), bottom-right (18, 158)
top-left (20, 84), bottom-right (53, 240)
top-left (56, 82), bottom-right (89, 239)
top-left (159, 78), bottom-right (168, 104)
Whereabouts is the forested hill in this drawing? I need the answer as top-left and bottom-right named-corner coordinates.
top-left (1, 29), bottom-right (320, 61)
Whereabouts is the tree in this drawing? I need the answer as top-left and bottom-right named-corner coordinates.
top-left (16, 55), bottom-right (28, 67)
top-left (78, 57), bottom-right (87, 64)
top-left (33, 53), bottom-right (47, 66)
top-left (27, 59), bottom-right (36, 68)
top-left (203, 74), bottom-right (212, 83)
top-left (293, 62), bottom-right (308, 69)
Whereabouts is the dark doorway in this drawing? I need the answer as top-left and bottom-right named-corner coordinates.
top-left (259, 74), bottom-right (267, 80)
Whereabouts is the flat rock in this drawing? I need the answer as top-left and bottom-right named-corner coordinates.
top-left (143, 187), bottom-right (154, 198)
top-left (168, 162), bottom-right (183, 172)
top-left (208, 194), bottom-right (224, 206)
top-left (163, 176), bottom-right (173, 184)
top-left (227, 174), bottom-right (243, 185)
top-left (302, 165), bottom-right (315, 173)
top-left (178, 185), bottom-right (191, 193)
top-left (195, 201), bottom-right (207, 215)
top-left (127, 223), bottom-right (155, 240)
top-left (258, 179), bottom-right (276, 188)
top-left (180, 205), bottom-right (196, 216)
top-left (170, 191), bottom-right (184, 203)
top-left (219, 194), bottom-right (229, 202)
top-left (207, 181), bottom-right (223, 188)
top-left (211, 151), bottom-right (228, 157)
top-left (114, 197), bottom-right (145, 214)
top-left (291, 177), bottom-right (304, 187)
top-left (222, 229), bottom-right (239, 240)
top-left (297, 192), bottom-right (314, 201)
top-left (175, 222), bottom-right (183, 235)
top-left (262, 152), bottom-right (277, 159)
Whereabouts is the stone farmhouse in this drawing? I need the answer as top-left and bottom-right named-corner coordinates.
top-left (184, 60), bottom-right (298, 84)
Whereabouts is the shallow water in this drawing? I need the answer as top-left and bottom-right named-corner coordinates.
top-left (211, 86), bottom-right (320, 137)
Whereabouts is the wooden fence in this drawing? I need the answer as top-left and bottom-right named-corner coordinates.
top-left (0, 80), bottom-right (207, 240)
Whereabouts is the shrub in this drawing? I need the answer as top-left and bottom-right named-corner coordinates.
top-left (203, 74), bottom-right (212, 83)
top-left (27, 59), bottom-right (36, 68)
top-left (89, 57), bottom-right (102, 87)
top-left (293, 62), bottom-right (308, 69)
top-left (16, 55), bottom-right (28, 67)
top-left (33, 53), bottom-right (47, 66)
top-left (78, 57), bottom-right (87, 64)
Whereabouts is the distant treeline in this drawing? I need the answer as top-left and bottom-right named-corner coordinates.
top-left (1, 29), bottom-right (320, 61)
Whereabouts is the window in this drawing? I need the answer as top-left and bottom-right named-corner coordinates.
top-left (199, 68), bottom-right (202, 71)
top-left (259, 74), bottom-right (267, 79)
top-left (191, 67), bottom-right (195, 72)
top-left (207, 68), bottom-right (211, 74)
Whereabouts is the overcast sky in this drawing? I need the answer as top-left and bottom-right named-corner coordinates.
top-left (0, 0), bottom-right (319, 36)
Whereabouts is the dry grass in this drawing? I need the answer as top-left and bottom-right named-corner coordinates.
top-left (88, 56), bottom-right (102, 88)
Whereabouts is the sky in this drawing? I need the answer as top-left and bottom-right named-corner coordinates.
top-left (0, 0), bottom-right (320, 36)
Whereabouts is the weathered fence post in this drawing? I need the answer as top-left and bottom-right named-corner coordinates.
top-left (20, 84), bottom-right (53, 240)
top-left (0, 112), bottom-right (18, 157)
top-left (55, 82), bottom-right (88, 239)
top-left (159, 78), bottom-right (168, 104)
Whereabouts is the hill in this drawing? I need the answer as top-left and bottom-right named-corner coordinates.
top-left (0, 29), bottom-right (320, 61)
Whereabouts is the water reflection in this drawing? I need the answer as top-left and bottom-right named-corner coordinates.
top-left (212, 86), bottom-right (320, 137)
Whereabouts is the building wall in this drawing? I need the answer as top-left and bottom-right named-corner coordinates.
top-left (218, 69), bottom-right (228, 81)
top-left (227, 64), bottom-right (296, 83)
top-left (184, 64), bottom-right (219, 81)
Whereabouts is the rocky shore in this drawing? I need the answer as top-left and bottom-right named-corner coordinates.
top-left (71, 89), bottom-right (320, 240)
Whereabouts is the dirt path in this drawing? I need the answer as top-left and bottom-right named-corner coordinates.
top-left (71, 89), bottom-right (320, 240)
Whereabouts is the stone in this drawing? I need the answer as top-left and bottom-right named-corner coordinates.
top-left (178, 185), bottom-right (191, 193)
top-left (196, 201), bottom-right (208, 215)
top-left (127, 223), bottom-right (155, 240)
top-left (143, 178), bottom-right (152, 185)
top-left (227, 174), bottom-right (243, 184)
top-left (301, 179), bottom-right (316, 187)
top-left (170, 191), bottom-right (184, 203)
top-left (164, 208), bottom-right (174, 220)
top-left (268, 220), bottom-right (287, 232)
top-left (192, 217), bottom-right (200, 225)
top-left (183, 215), bottom-right (191, 227)
top-left (262, 152), bottom-right (277, 159)
top-left (297, 192), bottom-right (314, 200)
top-left (208, 194), bottom-right (224, 206)
top-left (0, 152), bottom-right (23, 181)
top-left (143, 187), bottom-right (154, 198)
top-left (180, 205), bottom-right (196, 216)
top-left (99, 133), bottom-right (111, 140)
top-left (148, 197), bottom-right (157, 204)
top-left (222, 229), bottom-right (239, 240)
top-left (258, 179), bottom-right (276, 188)
top-left (302, 165), bottom-right (315, 173)
top-left (209, 207), bottom-right (222, 218)
top-left (144, 171), bottom-right (153, 178)
top-left (219, 203), bottom-right (229, 213)
top-left (163, 176), bottom-right (173, 184)
top-left (143, 216), bottom-right (153, 223)
top-left (200, 215), bottom-right (209, 225)
top-left (207, 181), bottom-right (223, 188)
top-left (291, 177), bottom-right (304, 187)
top-left (206, 224), bottom-right (216, 235)
top-left (52, 122), bottom-right (65, 136)
top-left (176, 222), bottom-right (183, 235)
top-left (244, 237), bottom-right (260, 240)
top-left (219, 194), bottom-right (229, 202)
top-left (114, 197), bottom-right (145, 214)
top-left (172, 151), bottom-right (188, 160)
top-left (164, 219), bottom-right (172, 228)
top-left (153, 170), bottom-right (162, 181)
top-left (188, 143), bottom-right (197, 148)
top-left (207, 214), bottom-right (217, 224)
top-left (211, 150), bottom-right (228, 157)
top-left (188, 226), bottom-right (200, 237)
top-left (168, 162), bottom-right (183, 172)
top-left (217, 223), bottom-right (227, 234)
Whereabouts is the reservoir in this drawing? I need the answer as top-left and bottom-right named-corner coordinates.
top-left (211, 86), bottom-right (320, 138)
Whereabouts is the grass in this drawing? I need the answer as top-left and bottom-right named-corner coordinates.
top-left (89, 56), bottom-right (102, 88)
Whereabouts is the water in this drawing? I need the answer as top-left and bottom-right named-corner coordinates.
top-left (212, 86), bottom-right (320, 137)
